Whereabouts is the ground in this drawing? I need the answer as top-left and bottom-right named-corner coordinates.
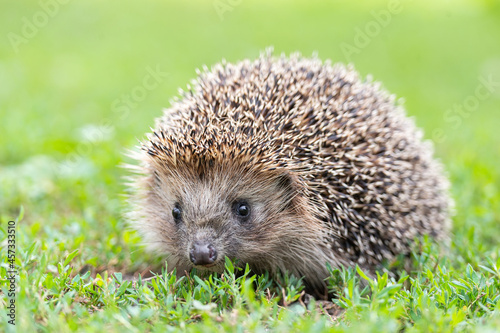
top-left (1, 0), bottom-right (500, 332)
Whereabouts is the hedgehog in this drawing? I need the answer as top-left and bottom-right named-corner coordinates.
top-left (127, 51), bottom-right (451, 295)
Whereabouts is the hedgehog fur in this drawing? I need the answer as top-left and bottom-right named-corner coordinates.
top-left (127, 51), bottom-right (452, 294)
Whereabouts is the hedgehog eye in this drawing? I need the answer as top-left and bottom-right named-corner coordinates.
top-left (172, 204), bottom-right (182, 223)
top-left (233, 201), bottom-right (250, 219)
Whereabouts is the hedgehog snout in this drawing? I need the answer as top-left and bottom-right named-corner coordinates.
top-left (189, 242), bottom-right (218, 266)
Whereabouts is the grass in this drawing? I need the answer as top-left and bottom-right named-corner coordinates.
top-left (1, 0), bottom-right (500, 331)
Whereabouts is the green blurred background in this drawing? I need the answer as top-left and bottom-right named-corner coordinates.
top-left (1, 0), bottom-right (499, 271)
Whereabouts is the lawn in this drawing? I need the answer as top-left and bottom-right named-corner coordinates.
top-left (1, 0), bottom-right (500, 331)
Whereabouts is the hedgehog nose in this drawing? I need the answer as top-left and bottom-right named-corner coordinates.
top-left (190, 243), bottom-right (217, 266)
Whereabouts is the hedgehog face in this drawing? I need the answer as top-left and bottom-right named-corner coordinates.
top-left (141, 161), bottom-right (302, 274)
top-left (167, 178), bottom-right (255, 272)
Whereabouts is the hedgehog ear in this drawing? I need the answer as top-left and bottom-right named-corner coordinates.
top-left (274, 173), bottom-right (296, 210)
top-left (275, 173), bottom-right (293, 191)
